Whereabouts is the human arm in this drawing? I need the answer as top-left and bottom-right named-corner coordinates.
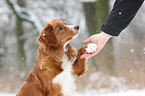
top-left (101, 0), bottom-right (144, 36)
top-left (81, 0), bottom-right (144, 58)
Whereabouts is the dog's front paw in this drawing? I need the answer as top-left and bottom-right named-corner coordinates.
top-left (85, 43), bottom-right (97, 54)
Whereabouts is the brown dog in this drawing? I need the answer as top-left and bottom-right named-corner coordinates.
top-left (16, 19), bottom-right (91, 96)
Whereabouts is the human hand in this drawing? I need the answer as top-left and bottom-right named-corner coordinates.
top-left (80, 31), bottom-right (112, 58)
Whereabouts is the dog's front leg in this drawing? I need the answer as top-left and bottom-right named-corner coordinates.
top-left (66, 43), bottom-right (76, 61)
top-left (72, 46), bottom-right (88, 77)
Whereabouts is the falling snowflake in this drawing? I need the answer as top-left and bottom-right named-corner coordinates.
top-left (130, 70), bottom-right (132, 72)
top-left (119, 12), bottom-right (122, 15)
top-left (130, 49), bottom-right (134, 53)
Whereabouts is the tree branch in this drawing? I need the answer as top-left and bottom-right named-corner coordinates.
top-left (6, 0), bottom-right (43, 34)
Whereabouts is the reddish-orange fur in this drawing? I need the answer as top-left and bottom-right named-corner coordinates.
top-left (16, 19), bottom-right (88, 96)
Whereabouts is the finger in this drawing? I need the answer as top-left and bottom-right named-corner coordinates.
top-left (80, 52), bottom-right (97, 58)
top-left (81, 53), bottom-right (95, 58)
top-left (80, 54), bottom-right (91, 59)
top-left (83, 38), bottom-right (91, 44)
top-left (80, 48), bottom-right (101, 58)
top-left (88, 52), bottom-right (98, 58)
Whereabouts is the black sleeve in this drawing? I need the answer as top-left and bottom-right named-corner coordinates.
top-left (101, 0), bottom-right (144, 36)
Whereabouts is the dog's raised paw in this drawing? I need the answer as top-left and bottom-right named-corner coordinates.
top-left (85, 43), bottom-right (97, 54)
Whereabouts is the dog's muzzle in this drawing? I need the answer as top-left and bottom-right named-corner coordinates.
top-left (67, 25), bottom-right (80, 35)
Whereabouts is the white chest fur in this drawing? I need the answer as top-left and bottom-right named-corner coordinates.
top-left (52, 54), bottom-right (76, 96)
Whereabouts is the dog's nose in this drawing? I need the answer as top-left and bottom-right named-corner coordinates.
top-left (74, 26), bottom-right (79, 30)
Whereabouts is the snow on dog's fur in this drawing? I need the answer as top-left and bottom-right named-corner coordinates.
top-left (16, 19), bottom-right (95, 96)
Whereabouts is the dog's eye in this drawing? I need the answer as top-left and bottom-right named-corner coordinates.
top-left (58, 27), bottom-right (63, 31)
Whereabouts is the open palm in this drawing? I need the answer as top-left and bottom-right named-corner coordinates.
top-left (80, 32), bottom-right (112, 58)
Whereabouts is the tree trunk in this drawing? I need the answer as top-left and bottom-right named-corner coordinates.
top-left (16, 0), bottom-right (26, 70)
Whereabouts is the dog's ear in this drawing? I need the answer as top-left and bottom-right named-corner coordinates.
top-left (37, 24), bottom-right (58, 47)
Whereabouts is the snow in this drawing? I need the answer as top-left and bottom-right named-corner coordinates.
top-left (88, 72), bottom-right (128, 91)
top-left (73, 89), bottom-right (145, 96)
top-left (1, 89), bottom-right (145, 96)
top-left (8, 0), bottom-right (43, 33)
top-left (130, 70), bottom-right (133, 72)
top-left (119, 12), bottom-right (122, 15)
top-left (85, 43), bottom-right (97, 54)
top-left (143, 48), bottom-right (145, 54)
top-left (0, 93), bottom-right (15, 96)
top-left (143, 47), bottom-right (145, 51)
top-left (130, 49), bottom-right (134, 53)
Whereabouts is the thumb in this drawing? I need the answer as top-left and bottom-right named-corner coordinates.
top-left (83, 37), bottom-right (91, 44)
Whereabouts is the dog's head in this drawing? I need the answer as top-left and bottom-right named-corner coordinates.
top-left (37, 19), bottom-right (79, 47)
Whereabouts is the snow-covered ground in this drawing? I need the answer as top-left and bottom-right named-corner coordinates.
top-left (73, 89), bottom-right (145, 96)
top-left (0, 93), bottom-right (15, 96)
top-left (1, 89), bottom-right (145, 96)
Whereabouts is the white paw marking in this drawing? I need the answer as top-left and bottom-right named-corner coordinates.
top-left (85, 43), bottom-right (97, 54)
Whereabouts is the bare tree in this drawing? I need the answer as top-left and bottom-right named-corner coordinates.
top-left (6, 0), bottom-right (43, 34)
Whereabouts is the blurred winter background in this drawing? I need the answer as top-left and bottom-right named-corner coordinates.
top-left (0, 0), bottom-right (145, 95)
